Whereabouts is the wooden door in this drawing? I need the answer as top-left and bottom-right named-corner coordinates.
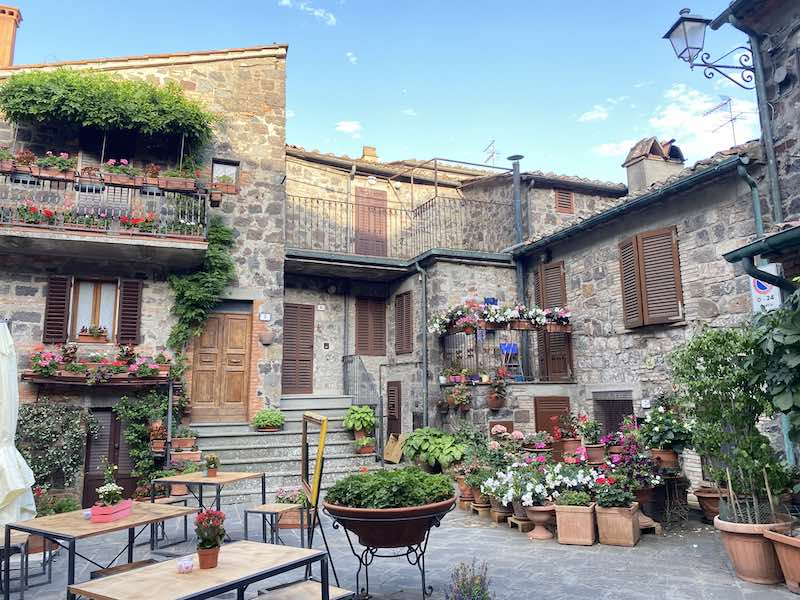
top-left (354, 187), bottom-right (388, 256)
top-left (534, 396), bottom-right (571, 461)
top-left (387, 381), bottom-right (401, 436)
top-left (533, 261), bottom-right (573, 381)
top-left (190, 312), bottom-right (252, 422)
top-left (82, 409), bottom-right (136, 508)
top-left (282, 303), bottom-right (315, 394)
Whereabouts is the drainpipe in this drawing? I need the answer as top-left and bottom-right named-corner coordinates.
top-left (415, 261), bottom-right (429, 427)
top-left (508, 155), bottom-right (530, 377)
top-left (727, 16), bottom-right (783, 224)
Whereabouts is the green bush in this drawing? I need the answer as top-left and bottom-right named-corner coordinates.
top-left (403, 427), bottom-right (466, 469)
top-left (555, 490), bottom-right (591, 506)
top-left (0, 69), bottom-right (216, 147)
top-left (251, 407), bottom-right (285, 429)
top-left (343, 405), bottom-right (376, 432)
top-left (325, 467), bottom-right (454, 509)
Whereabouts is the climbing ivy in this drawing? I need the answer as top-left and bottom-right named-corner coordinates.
top-left (167, 216), bottom-right (236, 352)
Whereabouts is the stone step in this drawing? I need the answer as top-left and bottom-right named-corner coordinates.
top-left (279, 395), bottom-right (354, 410)
top-left (281, 406), bottom-right (351, 420)
top-left (189, 422), bottom-right (252, 436)
top-left (218, 453), bottom-right (376, 478)
top-left (283, 417), bottom-right (345, 432)
top-left (195, 429), bottom-right (353, 449)
top-left (200, 440), bottom-right (361, 461)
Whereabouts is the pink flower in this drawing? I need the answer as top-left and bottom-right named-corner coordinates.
top-left (39, 360), bottom-right (49, 367)
top-left (489, 440), bottom-right (500, 450)
top-left (490, 424), bottom-right (507, 435)
top-left (511, 430), bottom-right (524, 441)
top-left (535, 455), bottom-right (547, 463)
top-left (128, 364), bottom-right (138, 373)
top-left (59, 152), bottom-right (69, 159)
top-left (523, 456), bottom-right (534, 465)
top-left (120, 159), bottom-right (129, 166)
top-left (611, 454), bottom-right (622, 464)
top-left (106, 159), bottom-right (116, 166)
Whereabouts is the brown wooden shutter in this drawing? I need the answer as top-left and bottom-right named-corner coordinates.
top-left (371, 299), bottom-right (386, 355)
top-left (554, 189), bottom-right (574, 214)
top-left (354, 188), bottom-right (388, 256)
top-left (356, 297), bottom-right (386, 356)
top-left (42, 276), bottom-right (72, 343)
top-left (619, 237), bottom-right (644, 328)
top-left (639, 227), bottom-right (683, 325)
top-left (534, 261), bottom-right (571, 381)
top-left (116, 279), bottom-right (143, 345)
top-left (534, 395), bottom-right (571, 461)
top-left (282, 303), bottom-right (315, 394)
top-left (387, 380), bottom-right (401, 435)
top-left (395, 291), bottom-right (413, 355)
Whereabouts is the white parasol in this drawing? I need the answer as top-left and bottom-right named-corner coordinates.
top-left (0, 321), bottom-right (36, 525)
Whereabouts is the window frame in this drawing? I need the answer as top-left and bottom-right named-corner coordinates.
top-left (70, 278), bottom-right (118, 342)
top-left (212, 158), bottom-right (240, 186)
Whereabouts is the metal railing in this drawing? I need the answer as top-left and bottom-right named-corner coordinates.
top-left (285, 194), bottom-right (514, 259)
top-left (0, 174), bottom-right (208, 239)
top-left (343, 354), bottom-right (379, 406)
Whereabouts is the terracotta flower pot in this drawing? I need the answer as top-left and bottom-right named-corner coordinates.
top-left (172, 437), bottom-right (197, 449)
top-left (278, 507), bottom-right (315, 529)
top-left (764, 528), bottom-right (800, 593)
top-left (583, 443), bottom-right (605, 464)
top-left (714, 515), bottom-right (792, 585)
top-left (456, 477), bottom-right (474, 501)
top-left (356, 445), bottom-right (375, 454)
top-left (511, 500), bottom-right (529, 520)
top-left (607, 445), bottom-right (625, 456)
top-left (489, 497), bottom-right (512, 515)
top-left (471, 488), bottom-right (489, 506)
top-left (555, 503), bottom-right (596, 546)
top-left (650, 448), bottom-right (679, 469)
top-left (525, 505), bottom-right (555, 540)
top-left (596, 502), bottom-right (641, 547)
top-left (560, 438), bottom-right (581, 457)
top-left (694, 486), bottom-right (728, 523)
top-left (486, 392), bottom-right (505, 410)
top-left (354, 429), bottom-right (367, 441)
top-left (197, 546), bottom-right (220, 569)
top-left (207, 468), bottom-right (218, 477)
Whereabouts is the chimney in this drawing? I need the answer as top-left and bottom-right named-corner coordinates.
top-left (360, 145), bottom-right (379, 163)
top-left (622, 137), bottom-right (685, 193)
top-left (0, 5), bottom-right (20, 68)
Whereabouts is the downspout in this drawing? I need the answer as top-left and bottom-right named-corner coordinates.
top-left (727, 16), bottom-right (783, 223)
top-left (509, 155), bottom-right (530, 376)
top-left (415, 261), bottom-right (429, 427)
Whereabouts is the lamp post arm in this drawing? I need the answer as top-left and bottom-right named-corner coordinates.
top-left (689, 46), bottom-right (755, 89)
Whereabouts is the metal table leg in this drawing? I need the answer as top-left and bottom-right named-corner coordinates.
top-left (127, 528), bottom-right (134, 563)
top-left (320, 556), bottom-right (330, 600)
top-left (215, 485), bottom-right (221, 511)
top-left (66, 539), bottom-right (75, 600)
top-left (3, 525), bottom-right (10, 600)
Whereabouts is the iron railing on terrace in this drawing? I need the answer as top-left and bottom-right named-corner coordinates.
top-left (0, 173), bottom-right (208, 240)
top-left (285, 194), bottom-right (515, 259)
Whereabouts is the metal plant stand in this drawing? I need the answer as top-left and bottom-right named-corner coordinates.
top-left (324, 504), bottom-right (454, 600)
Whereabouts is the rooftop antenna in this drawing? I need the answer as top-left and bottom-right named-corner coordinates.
top-left (482, 139), bottom-right (498, 166)
top-left (703, 95), bottom-right (743, 146)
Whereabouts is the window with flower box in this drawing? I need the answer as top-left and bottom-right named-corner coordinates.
top-left (71, 279), bottom-right (117, 341)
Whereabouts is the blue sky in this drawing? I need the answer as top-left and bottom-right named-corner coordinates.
top-left (12, 1), bottom-right (758, 183)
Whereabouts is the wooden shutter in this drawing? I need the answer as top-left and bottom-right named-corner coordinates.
top-left (639, 227), bottom-right (683, 325)
top-left (282, 304), bottom-right (315, 394)
top-left (395, 291), bottom-right (413, 355)
top-left (534, 261), bottom-right (572, 381)
top-left (554, 189), bottom-right (574, 214)
top-left (387, 381), bottom-right (401, 435)
top-left (534, 396), bottom-right (571, 461)
top-left (43, 276), bottom-right (72, 343)
top-left (356, 297), bottom-right (386, 356)
top-left (619, 237), bottom-right (644, 328)
top-left (354, 188), bottom-right (388, 256)
top-left (116, 279), bottom-right (143, 345)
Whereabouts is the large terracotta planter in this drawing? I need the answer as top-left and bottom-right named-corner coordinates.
top-left (197, 546), bottom-right (220, 569)
top-left (694, 486), bottom-right (728, 523)
top-left (525, 505), bottom-right (555, 540)
top-left (584, 443), bottom-right (605, 464)
top-left (172, 437), bottom-right (197, 449)
top-left (650, 448), bottom-right (679, 469)
top-left (596, 502), bottom-right (641, 547)
top-left (323, 497), bottom-right (456, 549)
top-left (765, 529), bottom-right (800, 593)
top-left (560, 438), bottom-right (581, 457)
top-left (714, 515), bottom-right (791, 585)
top-left (555, 503), bottom-right (596, 546)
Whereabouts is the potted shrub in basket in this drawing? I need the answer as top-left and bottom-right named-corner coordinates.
top-left (195, 509), bottom-right (225, 569)
top-left (251, 407), bottom-right (285, 432)
top-left (555, 490), bottom-right (596, 546)
top-left (78, 324), bottom-right (109, 343)
top-left (577, 413), bottom-right (604, 464)
top-left (594, 476), bottom-right (640, 547)
top-left (343, 405), bottom-right (376, 440)
top-left (354, 436), bottom-right (376, 455)
top-left (323, 467), bottom-right (456, 549)
top-left (204, 453), bottom-right (219, 477)
top-left (90, 460), bottom-right (132, 523)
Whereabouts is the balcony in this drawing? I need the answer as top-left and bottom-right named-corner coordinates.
top-left (0, 171), bottom-right (209, 269)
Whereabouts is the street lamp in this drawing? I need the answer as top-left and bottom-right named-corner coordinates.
top-left (663, 8), bottom-right (755, 89)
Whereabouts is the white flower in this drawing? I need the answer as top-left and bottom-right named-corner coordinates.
top-left (658, 406), bottom-right (666, 413)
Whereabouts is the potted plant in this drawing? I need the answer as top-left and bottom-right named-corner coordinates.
top-left (204, 453), bottom-right (219, 477)
top-left (551, 413), bottom-right (580, 457)
top-left (403, 428), bottom-right (466, 473)
top-left (577, 413), bottom-right (604, 464)
top-left (446, 561), bottom-right (494, 599)
top-left (594, 476), bottom-right (640, 547)
top-left (693, 482), bottom-right (729, 523)
top-left (195, 509), bottom-right (225, 569)
top-left (522, 431), bottom-right (552, 456)
top-left (78, 324), bottom-right (109, 343)
top-left (170, 462), bottom-right (199, 496)
top-left (212, 173), bottom-right (237, 194)
top-left (765, 523), bottom-right (800, 593)
top-left (275, 487), bottom-right (314, 530)
top-left (172, 426), bottom-right (198, 449)
top-left (101, 158), bottom-right (141, 186)
top-left (153, 351), bottom-right (172, 374)
top-left (12, 148), bottom-right (37, 184)
top-left (0, 146), bottom-right (13, 173)
top-left (601, 430), bottom-right (626, 456)
top-left (438, 372), bottom-right (449, 385)
top-left (35, 150), bottom-right (76, 181)
top-left (519, 468), bottom-right (554, 540)
top-left (355, 436), bottom-right (376, 455)
top-left (555, 490), bottom-right (596, 546)
top-left (139, 163), bottom-right (162, 188)
top-left (639, 398), bottom-right (692, 469)
top-left (343, 405), bottom-right (376, 440)
top-left (486, 375), bottom-right (507, 410)
top-left (161, 163), bottom-right (199, 192)
top-left (448, 383), bottom-right (472, 412)
top-left (672, 326), bottom-right (791, 585)
top-left (251, 407), bottom-right (285, 432)
top-left (465, 469), bottom-right (491, 506)
top-left (90, 461), bottom-right (132, 523)
top-left (323, 467), bottom-right (456, 548)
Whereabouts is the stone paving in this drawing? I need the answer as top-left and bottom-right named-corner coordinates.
top-left (8, 502), bottom-right (795, 600)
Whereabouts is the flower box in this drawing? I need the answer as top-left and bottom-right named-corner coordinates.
top-left (135, 176), bottom-right (161, 187)
top-left (476, 320), bottom-right (502, 330)
top-left (63, 224), bottom-right (109, 234)
top-left (0, 159), bottom-right (14, 174)
top-left (77, 333), bottom-right (109, 344)
top-left (35, 167), bottom-right (74, 182)
top-left (170, 450), bottom-right (201, 462)
top-left (509, 319), bottom-right (534, 330)
top-left (596, 502), bottom-right (640, 547)
top-left (544, 322), bottom-right (572, 333)
top-left (172, 437), bottom-right (197, 449)
top-left (103, 173), bottom-right (137, 187)
top-left (90, 498), bottom-right (133, 523)
top-left (211, 181), bottom-right (237, 194)
top-left (278, 507), bottom-right (316, 530)
top-left (159, 176), bottom-right (196, 191)
top-left (555, 503), bottom-right (596, 546)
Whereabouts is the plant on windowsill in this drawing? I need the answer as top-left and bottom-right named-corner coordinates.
top-left (343, 405), bottom-right (376, 439)
top-left (128, 357), bottom-right (160, 378)
top-left (101, 158), bottom-right (141, 186)
top-left (195, 509), bottom-right (226, 569)
top-left (354, 436), bottom-right (376, 455)
top-left (211, 173), bottom-right (237, 194)
top-left (78, 324), bottom-right (109, 343)
top-left (35, 151), bottom-right (77, 180)
top-left (119, 212), bottom-right (158, 234)
top-left (250, 407), bottom-right (285, 433)
top-left (30, 349), bottom-right (62, 376)
top-left (204, 453), bottom-right (219, 477)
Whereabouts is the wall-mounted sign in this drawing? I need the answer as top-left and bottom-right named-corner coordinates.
top-left (750, 263), bottom-right (783, 313)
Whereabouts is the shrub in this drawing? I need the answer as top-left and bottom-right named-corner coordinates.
top-left (251, 407), bottom-right (284, 429)
top-left (446, 560), bottom-right (494, 600)
top-left (174, 426), bottom-right (197, 439)
top-left (325, 467), bottom-right (454, 509)
top-left (355, 436), bottom-right (375, 448)
top-left (403, 427), bottom-right (466, 469)
top-left (594, 477), bottom-right (634, 508)
top-left (343, 405), bottom-right (376, 432)
top-left (555, 490), bottom-right (591, 506)
top-left (181, 462), bottom-right (200, 474)
top-left (577, 414), bottom-right (602, 444)
top-left (639, 400), bottom-right (692, 452)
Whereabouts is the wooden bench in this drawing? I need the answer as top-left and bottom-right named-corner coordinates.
top-left (89, 559), bottom-right (158, 580)
top-left (245, 503), bottom-right (307, 546)
top-left (259, 580), bottom-right (353, 600)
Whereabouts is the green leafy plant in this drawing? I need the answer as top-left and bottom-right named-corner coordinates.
top-left (34, 488), bottom-right (80, 516)
top-left (639, 398), bottom-right (692, 452)
top-left (594, 476), bottom-right (635, 508)
top-left (355, 436), bottom-right (376, 448)
top-left (174, 426), bottom-right (197, 439)
top-left (325, 467), bottom-right (454, 509)
top-left (464, 468), bottom-right (492, 490)
top-left (0, 146), bottom-right (12, 160)
top-left (403, 427), bottom-right (466, 469)
top-left (102, 158), bottom-right (141, 176)
top-left (447, 383), bottom-right (471, 409)
top-left (555, 490), bottom-right (592, 506)
top-left (35, 150), bottom-right (77, 171)
top-left (0, 69), bottom-right (216, 147)
top-left (251, 408), bottom-right (284, 429)
top-left (576, 414), bottom-right (602, 444)
top-left (62, 362), bottom-right (87, 374)
top-left (180, 461), bottom-right (201, 475)
top-left (343, 405), bottom-right (376, 432)
top-left (446, 560), bottom-right (495, 600)
top-left (204, 453), bottom-right (219, 469)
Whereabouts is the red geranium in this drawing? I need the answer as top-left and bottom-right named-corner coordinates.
top-left (42, 208), bottom-right (54, 218)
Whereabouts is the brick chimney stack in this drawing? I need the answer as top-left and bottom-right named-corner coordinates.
top-left (0, 5), bottom-right (21, 68)
top-left (360, 146), bottom-right (379, 163)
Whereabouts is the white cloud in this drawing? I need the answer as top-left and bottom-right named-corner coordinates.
top-left (346, 51), bottom-right (357, 65)
top-left (401, 108), bottom-right (417, 117)
top-left (633, 80), bottom-right (654, 89)
top-left (578, 105), bottom-right (609, 122)
top-left (605, 96), bottom-right (629, 105)
top-left (286, 109), bottom-right (296, 118)
top-left (401, 88), bottom-right (408, 95)
top-left (592, 139), bottom-right (637, 157)
top-left (336, 120), bottom-right (362, 138)
top-left (278, 0), bottom-right (336, 26)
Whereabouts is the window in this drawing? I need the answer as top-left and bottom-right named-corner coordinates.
top-left (355, 297), bottom-right (386, 356)
top-left (394, 291), bottom-right (413, 355)
top-left (532, 261), bottom-right (572, 381)
top-left (554, 189), bottom-right (574, 214)
top-left (592, 390), bottom-right (634, 436)
top-left (619, 227), bottom-right (684, 328)
top-left (42, 276), bottom-right (143, 344)
top-left (212, 159), bottom-right (239, 185)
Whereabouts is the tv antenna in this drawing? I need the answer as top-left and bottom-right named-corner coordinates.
top-left (482, 139), bottom-right (498, 166)
top-left (703, 95), bottom-right (746, 146)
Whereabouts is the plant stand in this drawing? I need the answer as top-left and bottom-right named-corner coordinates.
top-left (324, 503), bottom-right (454, 599)
top-left (470, 504), bottom-right (490, 518)
top-left (507, 516), bottom-right (535, 534)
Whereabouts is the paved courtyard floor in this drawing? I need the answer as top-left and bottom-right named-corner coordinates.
top-left (9, 502), bottom-right (795, 600)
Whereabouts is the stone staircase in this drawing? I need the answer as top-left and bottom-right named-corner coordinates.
top-left (192, 395), bottom-right (380, 505)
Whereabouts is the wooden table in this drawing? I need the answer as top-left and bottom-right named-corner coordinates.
top-left (3, 503), bottom-right (196, 600)
top-left (67, 541), bottom-right (331, 600)
top-left (151, 472), bottom-right (266, 513)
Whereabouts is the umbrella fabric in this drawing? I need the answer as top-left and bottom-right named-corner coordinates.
top-left (0, 322), bottom-right (36, 525)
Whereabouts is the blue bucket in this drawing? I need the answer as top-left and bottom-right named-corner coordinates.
top-left (499, 342), bottom-right (518, 354)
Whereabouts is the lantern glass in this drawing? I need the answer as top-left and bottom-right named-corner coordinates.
top-left (664, 10), bottom-right (711, 63)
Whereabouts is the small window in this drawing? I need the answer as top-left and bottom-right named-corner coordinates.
top-left (355, 297), bottom-right (386, 356)
top-left (395, 291), bottom-right (413, 355)
top-left (554, 189), bottom-right (574, 214)
top-left (592, 390), bottom-right (634, 436)
top-left (212, 159), bottom-right (239, 185)
top-left (71, 280), bottom-right (117, 341)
